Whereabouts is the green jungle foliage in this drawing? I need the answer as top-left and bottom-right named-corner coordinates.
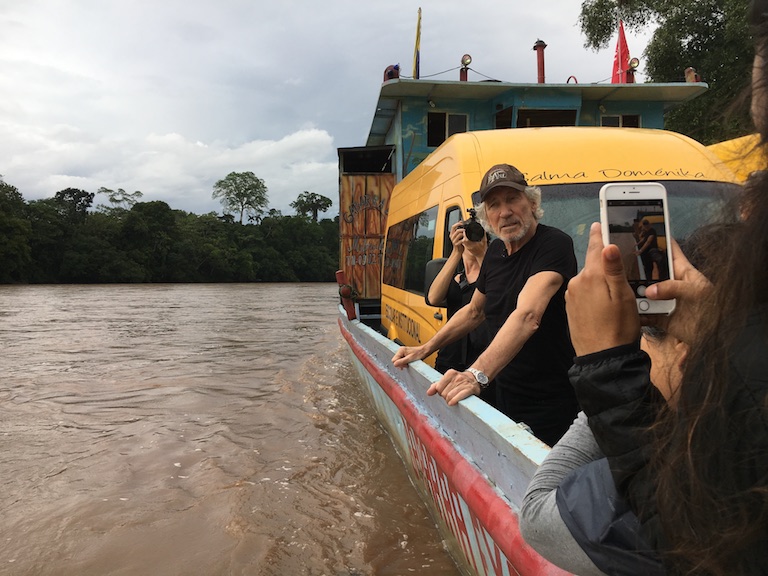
top-left (579, 0), bottom-right (755, 144)
top-left (0, 180), bottom-right (339, 284)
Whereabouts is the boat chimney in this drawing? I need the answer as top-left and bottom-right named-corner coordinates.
top-left (533, 40), bottom-right (547, 83)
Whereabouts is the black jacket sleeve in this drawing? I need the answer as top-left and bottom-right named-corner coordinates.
top-left (568, 342), bottom-right (667, 548)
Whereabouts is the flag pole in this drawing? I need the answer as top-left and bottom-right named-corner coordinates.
top-left (413, 8), bottom-right (421, 80)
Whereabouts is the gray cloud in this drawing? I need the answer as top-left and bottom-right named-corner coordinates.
top-left (0, 0), bottom-right (652, 218)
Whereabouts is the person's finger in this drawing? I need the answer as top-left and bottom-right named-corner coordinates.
top-left (601, 244), bottom-right (625, 278)
top-left (645, 279), bottom-right (682, 301)
top-left (667, 237), bottom-right (695, 276)
top-left (392, 348), bottom-right (416, 368)
top-left (429, 371), bottom-right (455, 397)
top-left (600, 244), bottom-right (633, 301)
top-left (447, 387), bottom-right (471, 405)
top-left (667, 237), bottom-right (685, 264)
top-left (583, 222), bottom-right (605, 269)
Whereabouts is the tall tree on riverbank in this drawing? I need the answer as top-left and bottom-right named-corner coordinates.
top-left (212, 171), bottom-right (269, 224)
top-left (578, 0), bottom-right (754, 143)
top-left (290, 191), bottom-right (333, 222)
top-left (0, 178), bottom-right (32, 282)
top-left (97, 187), bottom-right (144, 214)
top-left (54, 187), bottom-right (95, 224)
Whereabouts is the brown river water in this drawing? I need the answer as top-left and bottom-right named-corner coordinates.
top-left (0, 283), bottom-right (461, 576)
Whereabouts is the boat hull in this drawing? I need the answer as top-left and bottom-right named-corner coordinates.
top-left (338, 308), bottom-right (571, 576)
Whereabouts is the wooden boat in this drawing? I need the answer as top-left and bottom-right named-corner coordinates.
top-left (336, 39), bottom-right (740, 576)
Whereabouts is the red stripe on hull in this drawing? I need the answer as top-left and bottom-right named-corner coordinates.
top-left (339, 318), bottom-right (569, 576)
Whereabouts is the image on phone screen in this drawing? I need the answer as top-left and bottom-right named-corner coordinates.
top-left (605, 199), bottom-right (670, 298)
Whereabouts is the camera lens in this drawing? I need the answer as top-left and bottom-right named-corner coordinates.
top-left (463, 219), bottom-right (485, 242)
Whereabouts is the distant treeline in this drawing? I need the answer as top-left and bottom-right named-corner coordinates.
top-left (0, 182), bottom-right (339, 284)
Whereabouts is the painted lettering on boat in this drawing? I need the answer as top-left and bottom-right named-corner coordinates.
top-left (598, 167), bottom-right (706, 179)
top-left (403, 421), bottom-right (514, 576)
top-left (524, 167), bottom-right (708, 183)
top-left (527, 170), bottom-right (587, 182)
top-left (345, 237), bottom-right (383, 267)
top-left (384, 304), bottom-right (421, 343)
top-left (342, 194), bottom-right (389, 223)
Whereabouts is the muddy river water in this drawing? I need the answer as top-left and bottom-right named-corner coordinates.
top-left (0, 283), bottom-right (461, 576)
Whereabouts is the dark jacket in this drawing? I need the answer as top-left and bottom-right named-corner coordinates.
top-left (556, 457), bottom-right (664, 576)
top-left (569, 311), bottom-right (768, 574)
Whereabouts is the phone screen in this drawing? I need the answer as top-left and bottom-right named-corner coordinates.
top-left (605, 199), bottom-right (671, 297)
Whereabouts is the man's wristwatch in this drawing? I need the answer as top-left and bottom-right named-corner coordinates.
top-left (465, 367), bottom-right (490, 390)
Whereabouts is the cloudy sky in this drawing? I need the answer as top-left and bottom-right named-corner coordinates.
top-left (0, 1), bottom-right (653, 218)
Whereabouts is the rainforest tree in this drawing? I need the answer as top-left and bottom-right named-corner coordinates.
top-left (212, 171), bottom-right (269, 224)
top-left (290, 191), bottom-right (333, 222)
top-left (0, 179), bottom-right (32, 282)
top-left (579, 0), bottom-right (754, 143)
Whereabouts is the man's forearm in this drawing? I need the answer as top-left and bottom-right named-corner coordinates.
top-left (424, 303), bottom-right (484, 356)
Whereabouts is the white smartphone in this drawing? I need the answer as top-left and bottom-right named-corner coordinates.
top-left (599, 182), bottom-right (676, 315)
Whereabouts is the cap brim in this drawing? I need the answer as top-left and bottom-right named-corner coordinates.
top-left (479, 180), bottom-right (527, 201)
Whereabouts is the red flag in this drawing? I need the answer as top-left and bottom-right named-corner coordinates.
top-left (611, 20), bottom-right (630, 83)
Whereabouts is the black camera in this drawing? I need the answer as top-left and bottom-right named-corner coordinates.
top-left (459, 208), bottom-right (485, 242)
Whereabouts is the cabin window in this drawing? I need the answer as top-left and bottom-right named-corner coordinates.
top-left (383, 206), bottom-right (438, 294)
top-left (516, 109), bottom-right (577, 128)
top-left (601, 114), bottom-right (641, 128)
top-left (338, 146), bottom-right (394, 173)
top-left (427, 113), bottom-right (468, 147)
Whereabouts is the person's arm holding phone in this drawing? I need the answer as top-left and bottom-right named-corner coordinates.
top-left (566, 223), bottom-right (665, 543)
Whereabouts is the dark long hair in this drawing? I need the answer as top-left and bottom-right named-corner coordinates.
top-left (650, 8), bottom-right (768, 573)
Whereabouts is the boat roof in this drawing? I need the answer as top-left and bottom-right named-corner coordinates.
top-left (368, 78), bottom-right (709, 146)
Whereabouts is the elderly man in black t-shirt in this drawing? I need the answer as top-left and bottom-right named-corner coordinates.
top-left (392, 163), bottom-right (578, 446)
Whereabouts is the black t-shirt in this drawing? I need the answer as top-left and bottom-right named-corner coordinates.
top-left (476, 224), bottom-right (577, 400)
top-left (639, 227), bottom-right (659, 254)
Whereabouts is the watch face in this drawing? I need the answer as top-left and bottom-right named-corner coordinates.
top-left (469, 368), bottom-right (488, 384)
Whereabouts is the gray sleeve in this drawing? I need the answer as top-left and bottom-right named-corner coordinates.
top-left (520, 412), bottom-right (608, 576)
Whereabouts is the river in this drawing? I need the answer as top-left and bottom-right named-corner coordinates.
top-left (0, 283), bottom-right (461, 576)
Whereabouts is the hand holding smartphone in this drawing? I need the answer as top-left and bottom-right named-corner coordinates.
top-left (599, 182), bottom-right (676, 315)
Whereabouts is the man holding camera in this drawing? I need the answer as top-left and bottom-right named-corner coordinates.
top-left (392, 163), bottom-right (578, 446)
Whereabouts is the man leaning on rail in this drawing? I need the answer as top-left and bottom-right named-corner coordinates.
top-left (392, 164), bottom-right (578, 446)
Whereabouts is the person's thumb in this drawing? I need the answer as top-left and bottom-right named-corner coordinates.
top-left (645, 279), bottom-right (681, 301)
top-left (602, 244), bottom-right (626, 279)
top-left (601, 244), bottom-right (632, 303)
